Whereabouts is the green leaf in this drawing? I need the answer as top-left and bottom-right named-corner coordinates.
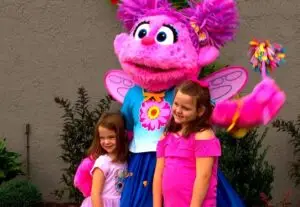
top-left (0, 138), bottom-right (23, 185)
top-left (170, 0), bottom-right (189, 9)
top-left (54, 87), bottom-right (111, 203)
top-left (0, 170), bottom-right (5, 179)
top-left (272, 117), bottom-right (300, 187)
top-left (218, 128), bottom-right (274, 206)
top-left (199, 61), bottom-right (228, 78)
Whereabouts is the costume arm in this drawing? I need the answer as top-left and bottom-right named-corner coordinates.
top-left (74, 157), bottom-right (95, 197)
top-left (211, 78), bottom-right (286, 129)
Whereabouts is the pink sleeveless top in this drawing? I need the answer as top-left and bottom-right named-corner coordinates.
top-left (157, 133), bottom-right (221, 207)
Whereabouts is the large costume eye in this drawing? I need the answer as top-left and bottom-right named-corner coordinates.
top-left (155, 25), bottom-right (178, 45)
top-left (133, 22), bottom-right (150, 40)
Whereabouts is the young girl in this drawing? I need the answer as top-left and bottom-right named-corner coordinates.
top-left (153, 80), bottom-right (221, 207)
top-left (81, 112), bottom-right (129, 207)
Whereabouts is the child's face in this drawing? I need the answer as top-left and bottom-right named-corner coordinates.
top-left (172, 90), bottom-right (199, 126)
top-left (98, 126), bottom-right (117, 155)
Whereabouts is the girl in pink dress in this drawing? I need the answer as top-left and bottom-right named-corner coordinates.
top-left (153, 80), bottom-right (221, 207)
top-left (80, 112), bottom-right (129, 207)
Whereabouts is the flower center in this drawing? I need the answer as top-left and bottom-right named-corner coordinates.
top-left (147, 106), bottom-right (160, 120)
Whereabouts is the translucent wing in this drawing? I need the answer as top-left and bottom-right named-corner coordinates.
top-left (202, 66), bottom-right (248, 103)
top-left (104, 69), bottom-right (135, 104)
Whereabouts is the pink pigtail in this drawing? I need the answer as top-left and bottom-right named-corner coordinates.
top-left (117, 0), bottom-right (171, 31)
top-left (181, 0), bottom-right (239, 48)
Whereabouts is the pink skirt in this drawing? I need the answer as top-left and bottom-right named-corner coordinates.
top-left (81, 196), bottom-right (120, 207)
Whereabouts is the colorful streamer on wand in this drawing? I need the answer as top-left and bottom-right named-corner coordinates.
top-left (248, 39), bottom-right (286, 79)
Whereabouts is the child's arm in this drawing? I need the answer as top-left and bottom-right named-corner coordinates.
top-left (153, 135), bottom-right (166, 207)
top-left (153, 157), bottom-right (165, 207)
top-left (91, 168), bottom-right (105, 207)
top-left (190, 129), bottom-right (216, 207)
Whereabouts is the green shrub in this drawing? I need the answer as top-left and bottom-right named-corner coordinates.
top-left (0, 179), bottom-right (42, 207)
top-left (54, 87), bottom-right (111, 203)
top-left (0, 138), bottom-right (23, 185)
top-left (218, 128), bottom-right (275, 206)
top-left (273, 116), bottom-right (300, 186)
top-left (199, 62), bottom-right (229, 78)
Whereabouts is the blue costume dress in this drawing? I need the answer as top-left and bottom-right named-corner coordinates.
top-left (120, 85), bottom-right (245, 207)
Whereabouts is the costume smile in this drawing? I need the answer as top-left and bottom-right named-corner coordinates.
top-left (124, 61), bottom-right (177, 73)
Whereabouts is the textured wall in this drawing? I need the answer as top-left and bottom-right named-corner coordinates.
top-left (221, 0), bottom-right (300, 204)
top-left (0, 0), bottom-right (299, 204)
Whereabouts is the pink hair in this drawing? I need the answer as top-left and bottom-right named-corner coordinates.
top-left (117, 0), bottom-right (239, 49)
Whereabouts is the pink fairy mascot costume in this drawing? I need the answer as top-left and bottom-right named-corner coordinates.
top-left (74, 0), bottom-right (286, 206)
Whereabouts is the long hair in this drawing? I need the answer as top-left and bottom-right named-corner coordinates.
top-left (87, 112), bottom-right (129, 163)
top-left (164, 80), bottom-right (213, 137)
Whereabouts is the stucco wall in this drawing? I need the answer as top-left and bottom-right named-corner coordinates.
top-left (0, 0), bottom-right (299, 204)
top-left (221, 0), bottom-right (300, 204)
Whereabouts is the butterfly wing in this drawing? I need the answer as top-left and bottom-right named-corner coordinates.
top-left (104, 69), bottom-right (135, 104)
top-left (202, 66), bottom-right (248, 103)
top-left (105, 67), bottom-right (248, 104)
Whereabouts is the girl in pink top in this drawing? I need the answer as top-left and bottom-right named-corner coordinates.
top-left (153, 80), bottom-right (221, 207)
top-left (81, 113), bottom-right (129, 207)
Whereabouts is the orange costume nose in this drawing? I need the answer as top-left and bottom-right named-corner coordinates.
top-left (141, 36), bottom-right (155, 45)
